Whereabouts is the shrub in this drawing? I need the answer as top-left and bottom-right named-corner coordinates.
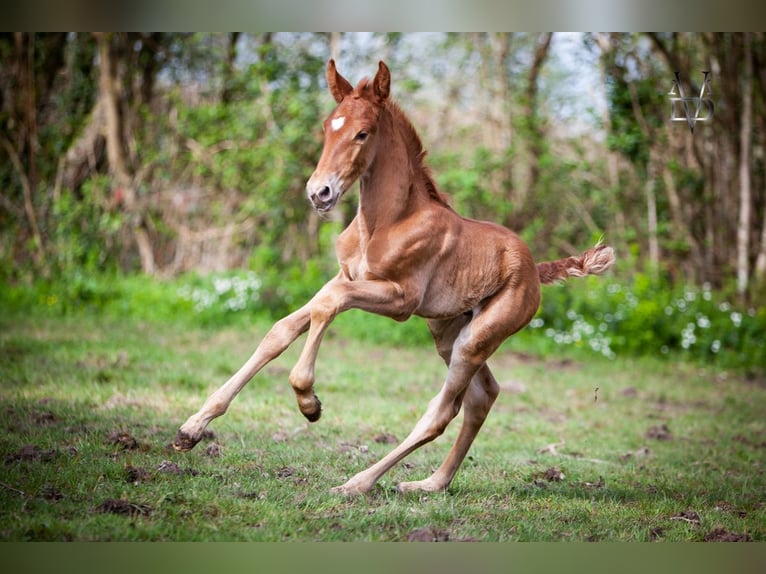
top-left (523, 273), bottom-right (765, 373)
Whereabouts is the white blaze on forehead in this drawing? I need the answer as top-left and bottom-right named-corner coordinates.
top-left (331, 116), bottom-right (345, 131)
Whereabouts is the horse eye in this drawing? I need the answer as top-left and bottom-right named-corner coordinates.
top-left (354, 131), bottom-right (368, 142)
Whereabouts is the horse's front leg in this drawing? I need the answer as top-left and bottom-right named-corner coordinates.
top-left (287, 277), bottom-right (415, 422)
top-left (173, 300), bottom-right (313, 451)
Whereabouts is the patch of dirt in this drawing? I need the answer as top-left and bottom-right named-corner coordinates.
top-left (275, 466), bottom-right (307, 484)
top-left (32, 411), bottom-right (59, 425)
top-left (646, 424), bottom-right (673, 441)
top-left (96, 498), bottom-right (152, 517)
top-left (543, 467), bottom-right (566, 482)
top-left (40, 485), bottom-right (64, 501)
top-left (537, 441), bottom-right (566, 455)
top-left (670, 510), bottom-right (701, 525)
top-left (407, 527), bottom-right (451, 542)
top-left (199, 429), bottom-right (217, 441)
top-left (713, 501), bottom-right (748, 518)
top-left (703, 528), bottom-right (752, 542)
top-left (733, 434), bottom-right (766, 449)
top-left (157, 460), bottom-right (199, 476)
top-left (125, 465), bottom-right (150, 484)
top-left (649, 527), bottom-right (664, 541)
top-left (373, 432), bottom-right (398, 444)
top-left (237, 490), bottom-right (267, 500)
top-left (620, 386), bottom-right (639, 397)
top-left (205, 442), bottom-right (221, 457)
top-left (620, 446), bottom-right (652, 462)
top-left (4, 445), bottom-right (56, 463)
top-left (532, 467), bottom-right (566, 487)
top-left (580, 476), bottom-right (605, 489)
top-left (107, 430), bottom-right (140, 450)
top-left (338, 441), bottom-right (369, 454)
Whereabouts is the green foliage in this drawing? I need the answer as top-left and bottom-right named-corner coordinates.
top-left (521, 273), bottom-right (765, 373)
top-left (49, 176), bottom-right (124, 277)
top-left (433, 147), bottom-right (516, 224)
top-left (3, 267), bottom-right (763, 374)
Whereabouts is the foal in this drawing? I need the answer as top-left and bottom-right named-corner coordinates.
top-left (174, 60), bottom-right (615, 495)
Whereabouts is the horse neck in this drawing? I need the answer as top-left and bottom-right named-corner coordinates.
top-left (357, 108), bottom-right (426, 234)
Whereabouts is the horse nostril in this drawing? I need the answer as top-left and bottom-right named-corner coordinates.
top-left (317, 186), bottom-right (332, 202)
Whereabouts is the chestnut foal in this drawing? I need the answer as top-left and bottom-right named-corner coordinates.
top-left (174, 60), bottom-right (615, 495)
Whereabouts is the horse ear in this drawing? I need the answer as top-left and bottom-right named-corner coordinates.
top-left (327, 59), bottom-right (353, 103)
top-left (373, 60), bottom-right (390, 102)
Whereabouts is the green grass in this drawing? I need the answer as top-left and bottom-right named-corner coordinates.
top-left (0, 309), bottom-right (764, 541)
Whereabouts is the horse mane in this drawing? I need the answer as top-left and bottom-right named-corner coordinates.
top-left (385, 100), bottom-right (451, 208)
top-left (354, 78), bottom-right (451, 208)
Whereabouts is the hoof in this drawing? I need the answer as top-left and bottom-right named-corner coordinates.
top-left (329, 483), bottom-right (368, 497)
top-left (396, 479), bottom-right (450, 494)
top-left (301, 395), bottom-right (322, 423)
top-left (172, 430), bottom-right (201, 452)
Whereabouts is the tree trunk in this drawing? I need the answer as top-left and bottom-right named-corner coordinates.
top-left (736, 33), bottom-right (752, 300)
top-left (523, 32), bottom-right (553, 204)
top-left (221, 32), bottom-right (240, 104)
top-left (13, 33), bottom-right (47, 272)
top-left (97, 32), bottom-right (156, 274)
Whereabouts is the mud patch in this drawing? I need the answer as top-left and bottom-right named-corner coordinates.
top-left (580, 476), bottom-right (605, 489)
top-left (543, 467), bottom-right (566, 482)
top-left (713, 501), bottom-right (748, 518)
top-left (621, 446), bottom-right (652, 462)
top-left (732, 434), bottom-right (766, 449)
top-left (125, 465), bottom-right (151, 484)
top-left (373, 432), bottom-right (398, 444)
top-left (275, 466), bottom-right (307, 485)
top-left (40, 485), bottom-right (64, 501)
top-left (4, 445), bottom-right (56, 463)
top-left (205, 442), bottom-right (221, 457)
top-left (532, 467), bottom-right (566, 487)
top-left (670, 510), bottom-right (701, 525)
top-left (703, 528), bottom-right (751, 542)
top-left (107, 430), bottom-right (140, 450)
top-left (32, 411), bottom-right (59, 425)
top-left (407, 527), bottom-right (451, 542)
top-left (157, 460), bottom-right (199, 476)
top-left (646, 424), bottom-right (673, 441)
top-left (648, 527), bottom-right (664, 541)
top-left (96, 498), bottom-right (152, 517)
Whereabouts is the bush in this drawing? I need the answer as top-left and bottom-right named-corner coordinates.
top-left (3, 268), bottom-right (762, 374)
top-left (521, 273), bottom-right (765, 373)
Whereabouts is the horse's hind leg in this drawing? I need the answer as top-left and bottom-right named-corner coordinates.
top-left (329, 357), bottom-right (481, 495)
top-left (330, 281), bottom-right (538, 495)
top-left (397, 317), bottom-right (500, 493)
top-left (173, 304), bottom-right (311, 451)
top-left (397, 363), bottom-right (499, 493)
top-left (394, 280), bottom-right (539, 493)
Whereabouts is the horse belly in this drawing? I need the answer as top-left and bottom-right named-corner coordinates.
top-left (416, 243), bottom-right (512, 319)
top-left (416, 277), bottom-right (492, 319)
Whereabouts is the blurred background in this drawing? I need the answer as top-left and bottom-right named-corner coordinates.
top-left (1, 32), bottom-right (763, 371)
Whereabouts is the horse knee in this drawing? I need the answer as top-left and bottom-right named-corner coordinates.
top-left (267, 313), bottom-right (309, 351)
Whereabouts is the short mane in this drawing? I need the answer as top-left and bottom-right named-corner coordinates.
top-left (385, 100), bottom-right (451, 208)
top-left (353, 78), bottom-right (450, 208)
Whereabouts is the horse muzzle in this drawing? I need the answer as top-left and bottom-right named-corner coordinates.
top-left (307, 175), bottom-right (343, 213)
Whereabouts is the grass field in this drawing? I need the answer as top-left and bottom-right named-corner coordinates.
top-left (0, 309), bottom-right (764, 542)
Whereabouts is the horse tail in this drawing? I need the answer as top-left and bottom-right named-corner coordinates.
top-left (537, 243), bottom-right (616, 285)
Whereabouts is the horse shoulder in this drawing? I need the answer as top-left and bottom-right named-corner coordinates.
top-left (335, 219), bottom-right (363, 279)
